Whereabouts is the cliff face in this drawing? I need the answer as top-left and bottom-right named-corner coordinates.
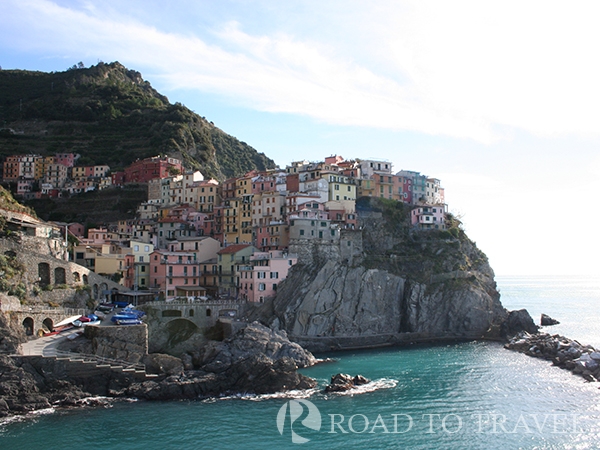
top-left (258, 198), bottom-right (525, 352)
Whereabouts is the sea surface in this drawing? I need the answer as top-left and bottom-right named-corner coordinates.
top-left (2, 275), bottom-right (600, 449)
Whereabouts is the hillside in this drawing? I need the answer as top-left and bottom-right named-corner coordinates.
top-left (0, 62), bottom-right (275, 179)
top-left (24, 184), bottom-right (148, 225)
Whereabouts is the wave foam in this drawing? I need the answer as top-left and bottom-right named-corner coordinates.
top-left (327, 378), bottom-right (398, 396)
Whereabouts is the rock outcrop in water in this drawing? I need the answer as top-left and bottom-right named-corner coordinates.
top-left (324, 373), bottom-right (370, 393)
top-left (541, 313), bottom-right (560, 326)
top-left (253, 198), bottom-right (535, 352)
top-left (124, 322), bottom-right (316, 400)
top-left (505, 331), bottom-right (600, 382)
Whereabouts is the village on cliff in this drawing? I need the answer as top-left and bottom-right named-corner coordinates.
top-left (1, 153), bottom-right (446, 304)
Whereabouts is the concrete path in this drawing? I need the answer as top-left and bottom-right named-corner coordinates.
top-left (20, 328), bottom-right (83, 356)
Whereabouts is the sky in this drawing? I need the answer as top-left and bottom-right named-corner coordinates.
top-left (1, 0), bottom-right (599, 277)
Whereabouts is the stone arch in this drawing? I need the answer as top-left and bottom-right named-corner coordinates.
top-left (82, 274), bottom-right (88, 285)
top-left (100, 283), bottom-right (108, 299)
top-left (38, 263), bottom-right (51, 287)
top-left (93, 284), bottom-right (99, 299)
top-left (165, 318), bottom-right (200, 348)
top-left (42, 318), bottom-right (54, 332)
top-left (54, 267), bottom-right (66, 285)
top-left (73, 272), bottom-right (81, 283)
top-left (206, 308), bottom-right (212, 317)
top-left (22, 317), bottom-right (34, 336)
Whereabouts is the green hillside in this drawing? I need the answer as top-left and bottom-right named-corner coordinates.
top-left (0, 62), bottom-right (275, 179)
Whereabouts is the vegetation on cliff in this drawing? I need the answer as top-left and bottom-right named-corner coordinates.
top-left (358, 197), bottom-right (490, 284)
top-left (0, 185), bottom-right (36, 217)
top-left (0, 62), bottom-right (275, 179)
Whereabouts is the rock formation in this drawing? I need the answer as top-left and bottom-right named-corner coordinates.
top-left (325, 373), bottom-right (370, 393)
top-left (0, 319), bottom-right (317, 417)
top-left (505, 331), bottom-right (600, 382)
top-left (541, 313), bottom-right (560, 326)
top-left (124, 322), bottom-right (317, 399)
top-left (254, 198), bottom-right (536, 351)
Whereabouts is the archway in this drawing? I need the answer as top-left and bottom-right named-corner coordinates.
top-left (38, 263), bottom-right (51, 287)
top-left (42, 318), bottom-right (54, 332)
top-left (73, 272), bottom-right (81, 283)
top-left (82, 274), bottom-right (88, 285)
top-left (22, 317), bottom-right (34, 336)
top-left (165, 318), bottom-right (200, 348)
top-left (54, 267), bottom-right (66, 285)
top-left (93, 284), bottom-right (99, 299)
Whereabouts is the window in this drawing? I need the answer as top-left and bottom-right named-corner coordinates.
top-left (141, 266), bottom-right (146, 272)
top-left (258, 283), bottom-right (265, 291)
top-left (300, 229), bottom-right (305, 236)
top-left (134, 245), bottom-right (139, 251)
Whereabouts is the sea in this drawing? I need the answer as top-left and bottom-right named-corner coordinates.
top-left (1, 275), bottom-right (599, 450)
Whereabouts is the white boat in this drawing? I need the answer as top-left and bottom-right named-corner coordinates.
top-left (54, 315), bottom-right (83, 328)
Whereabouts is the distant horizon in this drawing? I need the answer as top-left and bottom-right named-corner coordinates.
top-left (2, 1), bottom-right (599, 277)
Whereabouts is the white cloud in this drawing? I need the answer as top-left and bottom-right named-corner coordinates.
top-left (3, 0), bottom-right (600, 143)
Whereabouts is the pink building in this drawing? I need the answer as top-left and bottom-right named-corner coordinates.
top-left (411, 205), bottom-right (447, 230)
top-left (55, 153), bottom-right (78, 167)
top-left (87, 227), bottom-right (109, 244)
top-left (237, 250), bottom-right (298, 303)
top-left (149, 250), bottom-right (203, 301)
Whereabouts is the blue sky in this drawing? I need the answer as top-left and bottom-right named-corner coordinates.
top-left (2, 0), bottom-right (600, 276)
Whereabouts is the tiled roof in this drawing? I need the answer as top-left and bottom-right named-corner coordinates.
top-left (217, 244), bottom-right (251, 254)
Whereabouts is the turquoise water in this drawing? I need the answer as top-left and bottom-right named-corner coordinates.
top-left (2, 276), bottom-right (600, 449)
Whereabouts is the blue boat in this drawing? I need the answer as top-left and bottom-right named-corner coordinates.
top-left (115, 318), bottom-right (142, 325)
top-left (111, 308), bottom-right (145, 323)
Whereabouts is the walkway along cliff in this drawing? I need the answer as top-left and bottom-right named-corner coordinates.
top-left (252, 198), bottom-right (536, 352)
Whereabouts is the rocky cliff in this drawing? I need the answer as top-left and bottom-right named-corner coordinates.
top-left (255, 198), bottom-right (535, 352)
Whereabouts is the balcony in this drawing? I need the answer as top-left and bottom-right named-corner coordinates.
top-left (160, 259), bottom-right (198, 265)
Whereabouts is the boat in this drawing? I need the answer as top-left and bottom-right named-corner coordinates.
top-left (111, 312), bottom-right (144, 323)
top-left (115, 318), bottom-right (142, 325)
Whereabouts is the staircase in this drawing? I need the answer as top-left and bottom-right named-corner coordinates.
top-left (50, 350), bottom-right (159, 380)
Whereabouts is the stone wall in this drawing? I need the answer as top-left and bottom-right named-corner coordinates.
top-left (289, 239), bottom-right (341, 266)
top-left (84, 324), bottom-right (148, 364)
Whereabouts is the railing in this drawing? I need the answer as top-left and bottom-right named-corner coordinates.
top-left (12, 307), bottom-right (86, 315)
top-left (160, 260), bottom-right (198, 264)
top-left (143, 300), bottom-right (244, 307)
top-left (53, 350), bottom-right (145, 371)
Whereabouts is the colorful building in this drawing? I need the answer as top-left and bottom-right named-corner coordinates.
top-left (237, 250), bottom-right (298, 303)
